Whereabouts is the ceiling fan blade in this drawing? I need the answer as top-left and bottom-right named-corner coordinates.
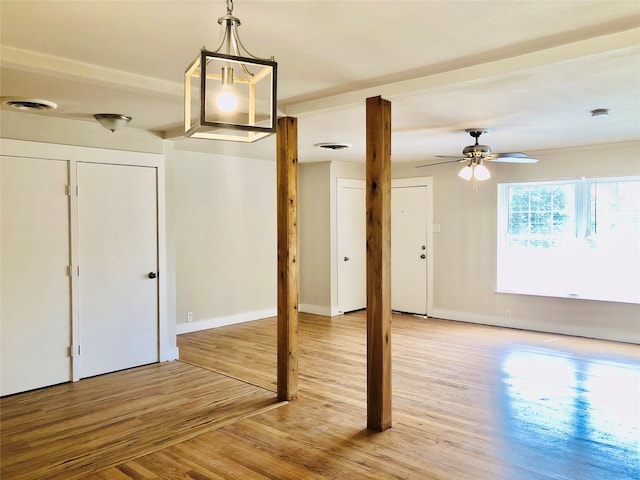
top-left (435, 155), bottom-right (467, 159)
top-left (415, 158), bottom-right (466, 168)
top-left (486, 152), bottom-right (539, 164)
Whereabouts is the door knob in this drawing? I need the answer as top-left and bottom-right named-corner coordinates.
top-left (344, 256), bottom-right (350, 262)
top-left (420, 254), bottom-right (426, 259)
top-left (148, 272), bottom-right (158, 279)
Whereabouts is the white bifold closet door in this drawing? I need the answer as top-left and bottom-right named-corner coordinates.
top-left (77, 162), bottom-right (159, 378)
top-left (0, 156), bottom-right (72, 396)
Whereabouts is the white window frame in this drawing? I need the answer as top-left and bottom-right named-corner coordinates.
top-left (497, 176), bottom-right (640, 304)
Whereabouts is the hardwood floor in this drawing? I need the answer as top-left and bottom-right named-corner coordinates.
top-left (0, 361), bottom-right (280, 480)
top-left (2, 312), bottom-right (639, 479)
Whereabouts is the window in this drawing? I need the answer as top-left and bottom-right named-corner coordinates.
top-left (497, 176), bottom-right (640, 303)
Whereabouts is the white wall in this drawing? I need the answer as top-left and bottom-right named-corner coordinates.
top-left (393, 141), bottom-right (640, 343)
top-left (298, 162), bottom-right (331, 315)
top-left (1, 113), bottom-right (279, 342)
top-left (165, 143), bottom-right (277, 334)
top-left (298, 160), bottom-right (365, 316)
top-left (4, 110), bottom-right (637, 357)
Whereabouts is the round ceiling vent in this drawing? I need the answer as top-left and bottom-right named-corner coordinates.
top-left (2, 97), bottom-right (57, 112)
top-left (314, 142), bottom-right (351, 150)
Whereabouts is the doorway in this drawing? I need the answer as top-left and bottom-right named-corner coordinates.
top-left (335, 177), bottom-right (433, 316)
top-left (391, 180), bottom-right (431, 314)
top-left (337, 179), bottom-right (366, 313)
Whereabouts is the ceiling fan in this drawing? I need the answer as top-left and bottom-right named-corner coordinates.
top-left (416, 128), bottom-right (539, 184)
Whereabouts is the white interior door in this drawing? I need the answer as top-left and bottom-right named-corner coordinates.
top-left (1, 156), bottom-right (71, 395)
top-left (77, 162), bottom-right (159, 378)
top-left (337, 179), bottom-right (366, 313)
top-left (392, 184), bottom-right (428, 314)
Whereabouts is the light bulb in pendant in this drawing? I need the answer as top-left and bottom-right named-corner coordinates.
top-left (216, 65), bottom-right (238, 113)
top-left (216, 89), bottom-right (238, 112)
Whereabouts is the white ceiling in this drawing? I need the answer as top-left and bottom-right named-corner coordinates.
top-left (1, 1), bottom-right (639, 164)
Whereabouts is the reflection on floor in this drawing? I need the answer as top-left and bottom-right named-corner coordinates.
top-left (177, 312), bottom-right (640, 480)
top-left (499, 347), bottom-right (640, 479)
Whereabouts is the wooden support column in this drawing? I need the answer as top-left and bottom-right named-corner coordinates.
top-left (365, 95), bottom-right (392, 431)
top-left (276, 116), bottom-right (299, 402)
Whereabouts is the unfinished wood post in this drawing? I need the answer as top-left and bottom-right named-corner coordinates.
top-left (366, 95), bottom-right (392, 431)
top-left (276, 116), bottom-right (299, 402)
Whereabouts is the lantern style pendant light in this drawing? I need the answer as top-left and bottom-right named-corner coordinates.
top-left (185, 0), bottom-right (277, 142)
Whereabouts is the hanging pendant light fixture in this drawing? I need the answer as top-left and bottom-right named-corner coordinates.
top-left (184, 0), bottom-right (277, 142)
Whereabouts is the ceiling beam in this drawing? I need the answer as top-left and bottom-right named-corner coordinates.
top-left (283, 28), bottom-right (640, 117)
top-left (0, 46), bottom-right (182, 98)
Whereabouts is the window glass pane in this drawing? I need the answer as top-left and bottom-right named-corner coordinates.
top-left (590, 179), bottom-right (640, 237)
top-left (498, 177), bottom-right (640, 303)
top-left (506, 183), bottom-right (575, 248)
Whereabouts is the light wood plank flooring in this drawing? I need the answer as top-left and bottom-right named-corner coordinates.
top-left (1, 360), bottom-right (280, 480)
top-left (2, 312), bottom-right (639, 479)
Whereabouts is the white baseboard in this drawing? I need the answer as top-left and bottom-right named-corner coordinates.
top-left (430, 308), bottom-right (639, 344)
top-left (299, 303), bottom-right (333, 316)
top-left (177, 308), bottom-right (277, 335)
top-left (160, 346), bottom-right (180, 361)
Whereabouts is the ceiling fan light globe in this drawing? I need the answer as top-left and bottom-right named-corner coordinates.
top-left (474, 163), bottom-right (491, 181)
top-left (458, 165), bottom-right (473, 181)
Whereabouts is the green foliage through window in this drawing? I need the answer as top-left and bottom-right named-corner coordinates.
top-left (507, 183), bottom-right (574, 247)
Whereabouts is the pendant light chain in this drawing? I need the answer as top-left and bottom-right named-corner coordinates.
top-left (226, 0), bottom-right (233, 15)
